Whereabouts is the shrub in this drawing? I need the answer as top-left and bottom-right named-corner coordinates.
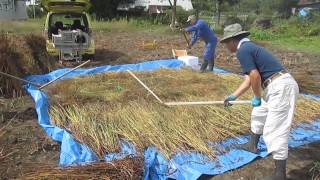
top-left (223, 16), bottom-right (243, 28)
top-left (308, 26), bottom-right (320, 36)
top-left (250, 27), bottom-right (278, 40)
top-left (165, 7), bottom-right (196, 26)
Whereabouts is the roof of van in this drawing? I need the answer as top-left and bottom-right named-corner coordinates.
top-left (42, 0), bottom-right (91, 13)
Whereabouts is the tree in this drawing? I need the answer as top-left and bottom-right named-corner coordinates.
top-left (191, 0), bottom-right (215, 13)
top-left (168, 0), bottom-right (178, 29)
top-left (214, 0), bottom-right (239, 24)
top-left (27, 4), bottom-right (46, 18)
top-left (239, 0), bottom-right (260, 14)
top-left (258, 0), bottom-right (299, 18)
top-left (89, 0), bottom-right (133, 20)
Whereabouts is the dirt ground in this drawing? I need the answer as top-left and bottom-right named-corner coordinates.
top-left (0, 31), bottom-right (319, 179)
top-left (0, 97), bottom-right (60, 179)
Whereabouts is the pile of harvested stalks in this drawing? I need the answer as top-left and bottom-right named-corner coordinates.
top-left (47, 68), bottom-right (320, 159)
top-left (0, 33), bottom-right (58, 97)
top-left (310, 161), bottom-right (320, 180)
top-left (24, 157), bottom-right (143, 180)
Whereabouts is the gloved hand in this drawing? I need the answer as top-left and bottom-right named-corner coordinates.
top-left (224, 95), bottom-right (237, 107)
top-left (180, 28), bottom-right (186, 32)
top-left (251, 96), bottom-right (262, 107)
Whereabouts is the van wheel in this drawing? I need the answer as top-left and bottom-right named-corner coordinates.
top-left (83, 54), bottom-right (95, 61)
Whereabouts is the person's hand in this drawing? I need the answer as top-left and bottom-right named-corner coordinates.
top-left (251, 96), bottom-right (261, 107)
top-left (224, 95), bottom-right (237, 107)
top-left (187, 44), bottom-right (192, 49)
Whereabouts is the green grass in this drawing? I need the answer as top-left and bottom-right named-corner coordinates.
top-left (249, 17), bottom-right (320, 53)
top-left (0, 17), bottom-right (173, 34)
top-left (251, 31), bottom-right (320, 54)
top-left (0, 18), bottom-right (44, 33)
top-left (270, 36), bottom-right (320, 53)
top-left (250, 27), bottom-right (320, 53)
top-left (2, 16), bottom-right (319, 53)
top-left (91, 18), bottom-right (173, 34)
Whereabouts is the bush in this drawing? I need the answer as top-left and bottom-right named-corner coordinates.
top-left (244, 13), bottom-right (258, 29)
top-left (114, 7), bottom-right (195, 27)
top-left (165, 7), bottom-right (196, 26)
top-left (221, 14), bottom-right (258, 30)
top-left (308, 26), bottom-right (320, 36)
top-left (223, 16), bottom-right (243, 28)
top-left (27, 5), bottom-right (46, 18)
top-left (250, 27), bottom-right (278, 40)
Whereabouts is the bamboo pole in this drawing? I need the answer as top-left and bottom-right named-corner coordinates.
top-left (0, 71), bottom-right (41, 87)
top-left (182, 32), bottom-right (190, 47)
top-left (39, 60), bottom-right (90, 90)
top-left (126, 70), bottom-right (164, 104)
top-left (165, 100), bottom-right (251, 106)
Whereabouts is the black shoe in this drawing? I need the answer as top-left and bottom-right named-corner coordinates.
top-left (234, 132), bottom-right (261, 154)
top-left (200, 61), bottom-right (208, 73)
top-left (262, 160), bottom-right (287, 180)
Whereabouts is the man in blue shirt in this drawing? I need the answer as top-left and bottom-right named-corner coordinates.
top-left (221, 24), bottom-right (299, 180)
top-left (184, 15), bottom-right (217, 72)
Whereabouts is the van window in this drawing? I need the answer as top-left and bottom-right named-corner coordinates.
top-left (48, 13), bottom-right (89, 38)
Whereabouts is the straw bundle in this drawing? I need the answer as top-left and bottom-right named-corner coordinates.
top-left (47, 68), bottom-right (320, 159)
top-left (24, 157), bottom-right (143, 180)
top-left (0, 33), bottom-right (58, 97)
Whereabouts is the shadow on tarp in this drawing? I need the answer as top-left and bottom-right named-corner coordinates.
top-left (24, 59), bottom-right (320, 180)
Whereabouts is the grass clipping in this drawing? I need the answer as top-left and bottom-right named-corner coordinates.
top-left (47, 68), bottom-right (320, 159)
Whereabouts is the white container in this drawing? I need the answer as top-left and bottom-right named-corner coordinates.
top-left (178, 56), bottom-right (200, 69)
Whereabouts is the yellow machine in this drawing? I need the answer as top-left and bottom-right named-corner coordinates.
top-left (42, 0), bottom-right (95, 61)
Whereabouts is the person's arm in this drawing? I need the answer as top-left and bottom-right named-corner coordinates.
top-left (190, 31), bottom-right (198, 47)
top-left (185, 21), bottom-right (201, 32)
top-left (248, 69), bottom-right (262, 98)
top-left (231, 75), bottom-right (251, 97)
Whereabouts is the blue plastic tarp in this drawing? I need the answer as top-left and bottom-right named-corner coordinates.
top-left (299, 8), bottom-right (310, 17)
top-left (25, 59), bottom-right (320, 180)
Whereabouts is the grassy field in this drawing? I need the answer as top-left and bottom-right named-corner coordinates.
top-left (0, 19), bottom-right (44, 33)
top-left (200, 15), bottom-right (320, 54)
top-left (0, 18), bottom-right (172, 34)
top-left (1, 17), bottom-right (319, 53)
top-left (250, 27), bottom-right (320, 53)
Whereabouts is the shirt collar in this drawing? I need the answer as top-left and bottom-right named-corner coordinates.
top-left (237, 38), bottom-right (250, 50)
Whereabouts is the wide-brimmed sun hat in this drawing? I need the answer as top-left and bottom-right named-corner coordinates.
top-left (220, 23), bottom-right (250, 43)
top-left (186, 15), bottom-right (197, 22)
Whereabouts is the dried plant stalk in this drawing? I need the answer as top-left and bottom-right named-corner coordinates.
top-left (47, 68), bottom-right (320, 159)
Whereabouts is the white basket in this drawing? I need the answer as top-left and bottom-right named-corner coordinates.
top-left (178, 56), bottom-right (200, 70)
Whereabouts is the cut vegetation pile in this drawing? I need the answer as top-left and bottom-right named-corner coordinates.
top-left (24, 157), bottom-right (143, 180)
top-left (47, 68), bottom-right (320, 159)
top-left (0, 33), bottom-right (58, 97)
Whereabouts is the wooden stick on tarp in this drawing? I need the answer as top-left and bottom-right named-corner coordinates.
top-left (127, 70), bottom-right (164, 104)
top-left (126, 70), bottom-right (250, 107)
top-left (0, 71), bottom-right (41, 87)
top-left (39, 60), bottom-right (91, 90)
top-left (165, 100), bottom-right (251, 106)
top-left (182, 31), bottom-right (190, 47)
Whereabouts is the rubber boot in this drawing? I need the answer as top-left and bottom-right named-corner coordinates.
top-left (208, 62), bottom-right (214, 71)
top-left (234, 132), bottom-right (261, 153)
top-left (200, 61), bottom-right (208, 73)
top-left (262, 160), bottom-right (287, 180)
